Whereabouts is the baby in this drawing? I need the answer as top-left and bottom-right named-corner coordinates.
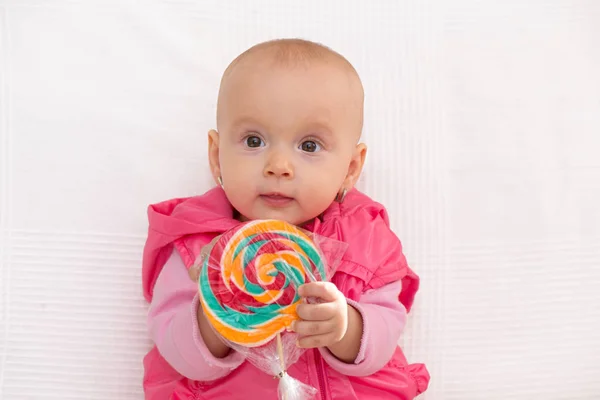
top-left (141, 39), bottom-right (429, 399)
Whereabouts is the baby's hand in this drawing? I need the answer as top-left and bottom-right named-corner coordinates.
top-left (188, 235), bottom-right (221, 282)
top-left (292, 282), bottom-right (349, 349)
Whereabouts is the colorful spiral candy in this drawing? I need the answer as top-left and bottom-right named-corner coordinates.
top-left (198, 220), bottom-right (326, 347)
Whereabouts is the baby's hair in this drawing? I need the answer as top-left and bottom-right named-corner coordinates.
top-left (223, 38), bottom-right (359, 76)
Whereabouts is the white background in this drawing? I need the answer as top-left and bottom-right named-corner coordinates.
top-left (1, 0), bottom-right (599, 399)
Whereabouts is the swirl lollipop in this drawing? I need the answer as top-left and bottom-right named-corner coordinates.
top-left (198, 220), bottom-right (326, 348)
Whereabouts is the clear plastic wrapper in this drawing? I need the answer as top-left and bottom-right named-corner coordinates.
top-left (194, 219), bottom-right (347, 400)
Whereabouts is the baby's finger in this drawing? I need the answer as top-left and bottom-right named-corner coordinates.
top-left (291, 319), bottom-right (335, 336)
top-left (296, 302), bottom-right (336, 321)
top-left (298, 281), bottom-right (339, 302)
top-left (188, 263), bottom-right (202, 282)
top-left (189, 250), bottom-right (208, 282)
top-left (189, 235), bottom-right (222, 282)
top-left (296, 333), bottom-right (336, 349)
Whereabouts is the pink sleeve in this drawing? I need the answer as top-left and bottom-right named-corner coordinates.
top-left (319, 280), bottom-right (406, 377)
top-left (147, 249), bottom-right (245, 381)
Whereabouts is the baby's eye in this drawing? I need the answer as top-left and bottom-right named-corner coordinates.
top-left (300, 140), bottom-right (321, 153)
top-left (245, 135), bottom-right (264, 148)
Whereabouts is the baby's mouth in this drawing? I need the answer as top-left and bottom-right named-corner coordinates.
top-left (260, 193), bottom-right (294, 207)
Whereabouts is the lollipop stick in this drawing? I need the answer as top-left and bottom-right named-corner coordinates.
top-left (276, 332), bottom-right (285, 372)
top-left (276, 332), bottom-right (287, 400)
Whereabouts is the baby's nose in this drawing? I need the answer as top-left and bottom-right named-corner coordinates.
top-left (264, 152), bottom-right (294, 178)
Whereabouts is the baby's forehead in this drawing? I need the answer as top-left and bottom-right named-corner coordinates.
top-left (216, 39), bottom-right (364, 137)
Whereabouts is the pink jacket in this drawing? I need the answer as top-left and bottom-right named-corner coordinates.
top-left (142, 187), bottom-right (429, 399)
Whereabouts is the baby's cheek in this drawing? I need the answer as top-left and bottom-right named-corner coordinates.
top-left (301, 181), bottom-right (337, 206)
top-left (223, 185), bottom-right (255, 217)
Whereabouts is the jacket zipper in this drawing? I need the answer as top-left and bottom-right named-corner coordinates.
top-left (314, 349), bottom-right (326, 400)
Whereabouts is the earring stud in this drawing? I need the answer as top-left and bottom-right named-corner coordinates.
top-left (335, 188), bottom-right (348, 203)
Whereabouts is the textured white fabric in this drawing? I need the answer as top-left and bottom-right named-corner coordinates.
top-left (1, 1), bottom-right (599, 399)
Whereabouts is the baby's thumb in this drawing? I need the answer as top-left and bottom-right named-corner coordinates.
top-left (188, 262), bottom-right (202, 282)
top-left (188, 235), bottom-right (220, 283)
top-left (188, 250), bottom-right (207, 282)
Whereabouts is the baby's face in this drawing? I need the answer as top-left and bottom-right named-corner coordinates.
top-left (209, 56), bottom-right (365, 226)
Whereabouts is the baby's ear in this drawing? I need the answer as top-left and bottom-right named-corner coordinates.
top-left (208, 129), bottom-right (221, 185)
top-left (344, 143), bottom-right (367, 188)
